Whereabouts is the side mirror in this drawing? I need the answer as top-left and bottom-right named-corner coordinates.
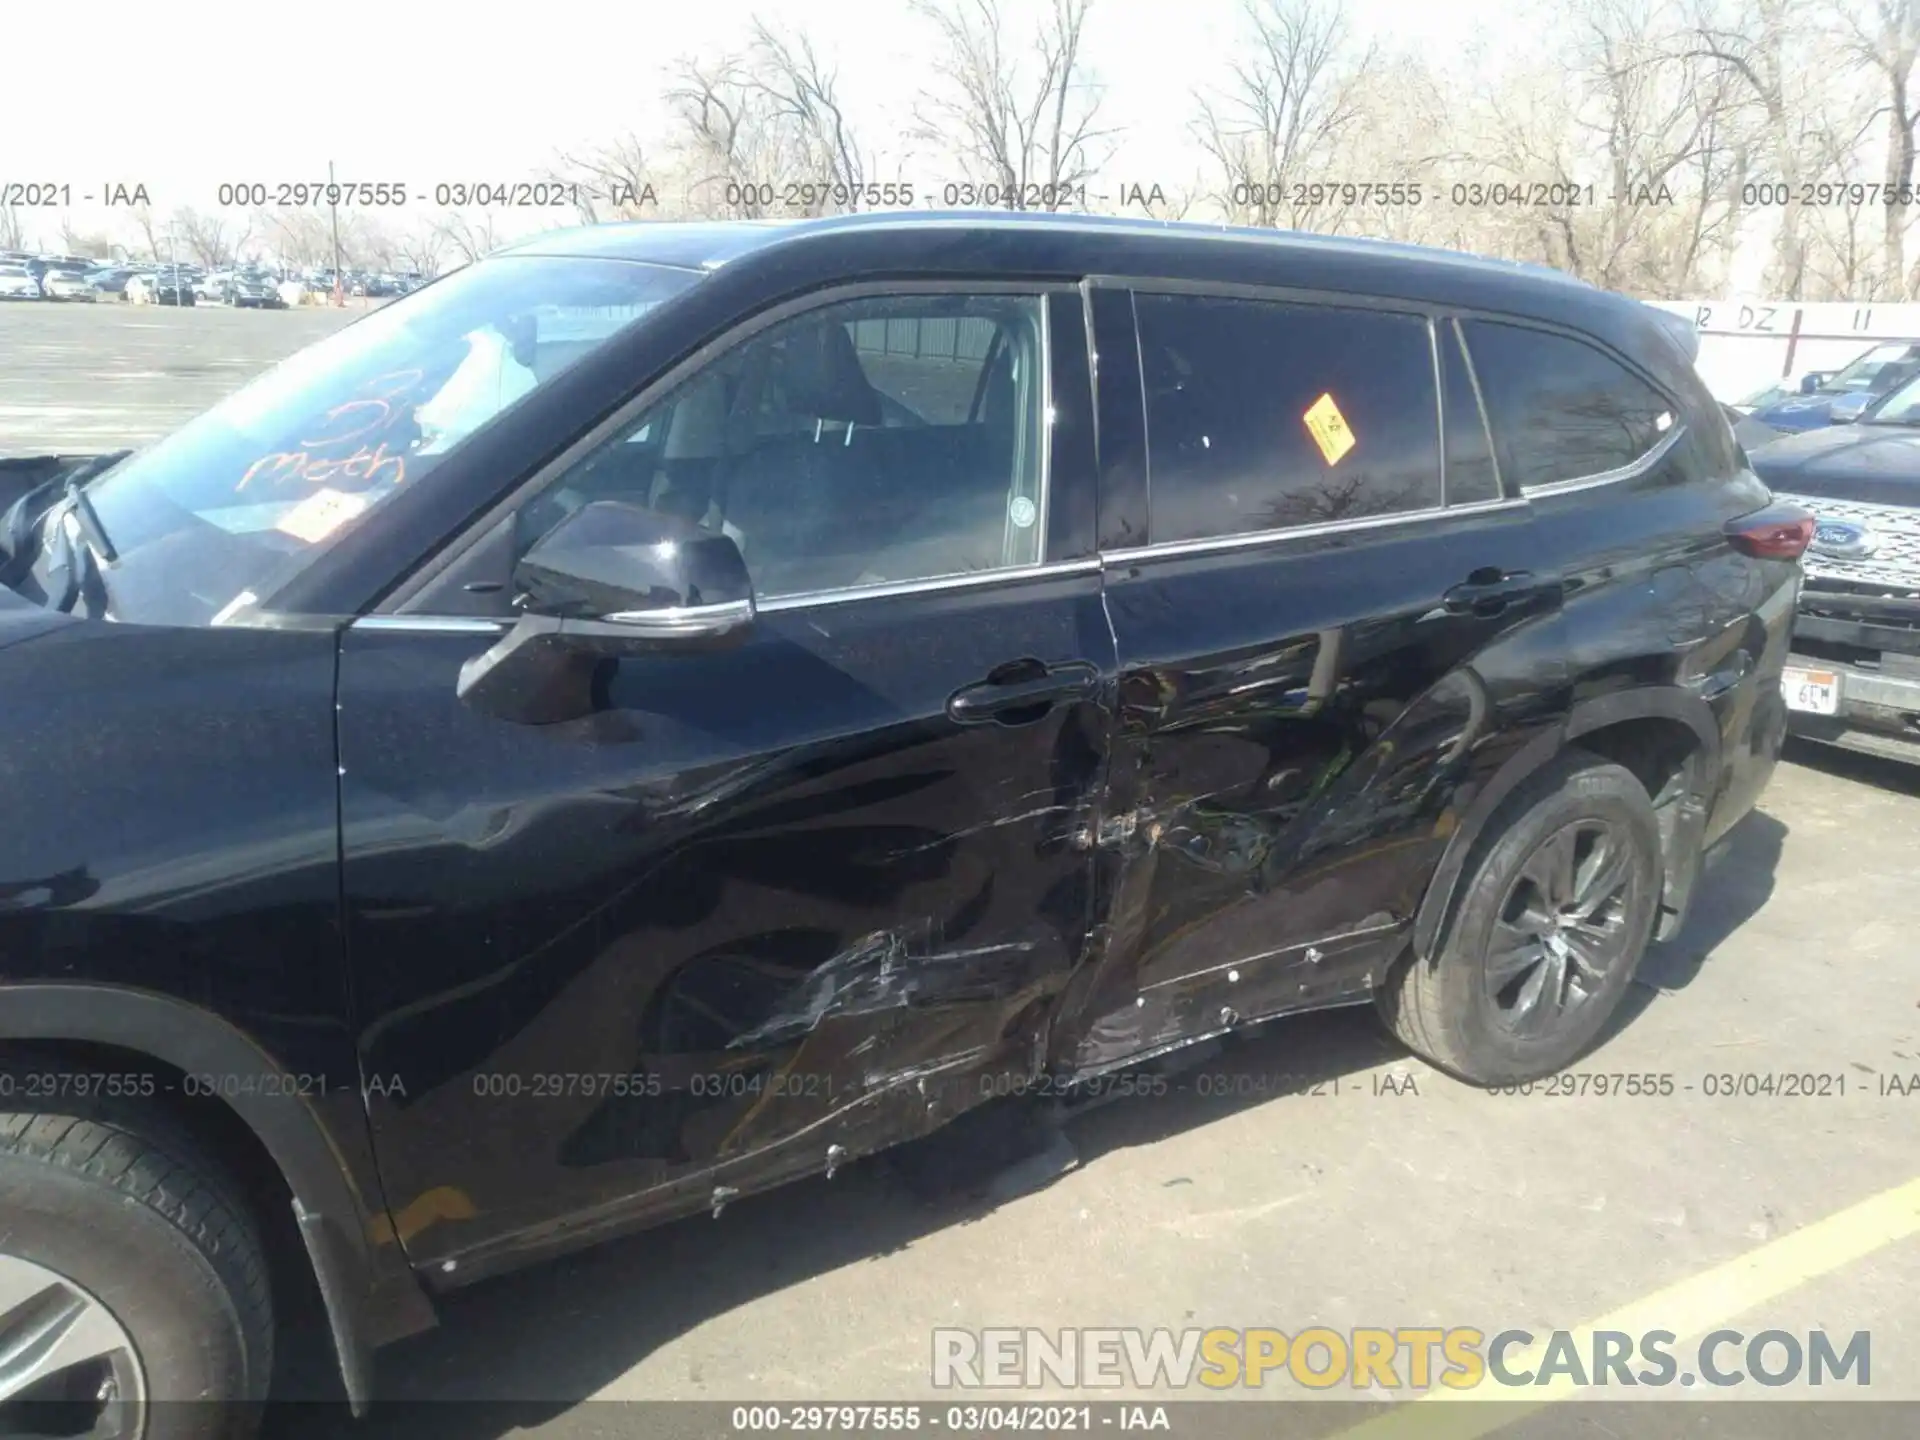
top-left (456, 501), bottom-right (754, 724)
top-left (1829, 393), bottom-right (1871, 424)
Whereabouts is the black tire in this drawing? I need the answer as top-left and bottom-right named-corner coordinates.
top-left (1381, 748), bottom-right (1663, 1085)
top-left (0, 1080), bottom-right (274, 1440)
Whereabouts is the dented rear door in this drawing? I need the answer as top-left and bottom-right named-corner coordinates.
top-left (1051, 286), bottom-right (1565, 1077)
top-left (338, 287), bottom-right (1114, 1279)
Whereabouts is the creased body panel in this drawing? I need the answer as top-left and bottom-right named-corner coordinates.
top-left (339, 574), bottom-right (1114, 1279)
top-left (1531, 445), bottom-right (1789, 847)
top-left (1053, 505), bottom-right (1568, 1075)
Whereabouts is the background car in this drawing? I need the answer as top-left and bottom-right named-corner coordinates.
top-left (84, 266), bottom-right (135, 297)
top-left (210, 271), bottom-right (288, 308)
top-left (1747, 341), bottom-right (1920, 432)
top-left (1733, 372), bottom-right (1829, 415)
top-left (126, 270), bottom-right (197, 305)
top-left (0, 262), bottom-right (42, 300)
top-left (1751, 369), bottom-right (1920, 764)
top-left (38, 260), bottom-right (99, 301)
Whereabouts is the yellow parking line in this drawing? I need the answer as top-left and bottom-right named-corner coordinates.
top-left (1331, 1174), bottom-right (1920, 1440)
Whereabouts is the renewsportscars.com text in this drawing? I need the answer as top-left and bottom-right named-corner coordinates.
top-left (931, 1326), bottom-right (1871, 1391)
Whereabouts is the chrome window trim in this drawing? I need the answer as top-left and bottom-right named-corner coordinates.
top-left (1101, 495), bottom-right (1528, 566)
top-left (1428, 314), bottom-right (1448, 508)
top-left (756, 557), bottom-right (1102, 613)
top-left (1087, 273), bottom-right (1445, 317)
top-left (381, 278), bottom-right (1075, 615)
top-left (1517, 421), bottom-right (1687, 498)
top-left (358, 558), bottom-right (1106, 632)
top-left (350, 615), bottom-right (508, 634)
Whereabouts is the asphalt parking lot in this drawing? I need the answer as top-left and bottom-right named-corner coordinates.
top-left (3, 302), bottom-right (1918, 1438)
top-left (0, 300), bottom-right (362, 456)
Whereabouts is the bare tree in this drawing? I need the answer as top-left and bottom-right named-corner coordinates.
top-left (1192, 0), bottom-right (1379, 229)
top-left (0, 206), bottom-right (22, 251)
top-left (261, 210), bottom-right (333, 269)
top-left (1691, 0), bottom-right (1831, 297)
top-left (665, 55), bottom-right (793, 217)
top-left (1326, 54), bottom-right (1468, 245)
top-left (1832, 0), bottom-right (1920, 294)
top-left (432, 210), bottom-right (503, 264)
top-left (746, 21), bottom-right (868, 203)
top-left (126, 205), bottom-right (164, 261)
top-left (172, 208), bottom-right (250, 268)
top-left (1801, 90), bottom-right (1887, 295)
top-left (551, 131), bottom-right (663, 224)
top-left (661, 24), bottom-right (880, 219)
top-left (1569, 0), bottom-right (1748, 292)
top-left (911, 0), bottom-right (1111, 208)
top-left (349, 215), bottom-right (402, 272)
top-left (57, 219), bottom-right (116, 259)
top-left (394, 222), bottom-right (447, 277)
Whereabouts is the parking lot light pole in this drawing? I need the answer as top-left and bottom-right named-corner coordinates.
top-left (329, 160), bottom-right (345, 308)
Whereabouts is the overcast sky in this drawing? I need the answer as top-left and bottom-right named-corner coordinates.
top-left (4, 0), bottom-right (1519, 242)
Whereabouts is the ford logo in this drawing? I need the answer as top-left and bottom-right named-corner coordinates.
top-left (1810, 521), bottom-right (1879, 559)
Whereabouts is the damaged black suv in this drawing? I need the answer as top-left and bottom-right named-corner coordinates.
top-left (0, 213), bottom-right (1805, 1434)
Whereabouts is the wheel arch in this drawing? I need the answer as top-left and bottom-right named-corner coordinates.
top-left (1411, 686), bottom-right (1722, 965)
top-left (0, 982), bottom-right (437, 1414)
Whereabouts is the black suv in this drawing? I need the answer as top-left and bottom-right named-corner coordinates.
top-left (0, 214), bottom-right (1805, 1433)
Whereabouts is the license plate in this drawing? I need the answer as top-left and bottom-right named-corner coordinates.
top-left (1781, 666), bottom-right (1841, 715)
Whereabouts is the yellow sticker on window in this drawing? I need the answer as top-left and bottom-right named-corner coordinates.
top-left (1302, 392), bottom-right (1356, 466)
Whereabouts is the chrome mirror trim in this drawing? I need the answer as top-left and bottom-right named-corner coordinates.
top-left (601, 596), bottom-right (756, 636)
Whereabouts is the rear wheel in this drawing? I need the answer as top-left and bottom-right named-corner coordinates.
top-left (1381, 749), bottom-right (1663, 1085)
top-left (0, 1088), bottom-right (274, 1439)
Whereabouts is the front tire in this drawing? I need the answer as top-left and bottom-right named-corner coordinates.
top-left (1381, 749), bottom-right (1663, 1085)
top-left (0, 1090), bottom-right (275, 1439)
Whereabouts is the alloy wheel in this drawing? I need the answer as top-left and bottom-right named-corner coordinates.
top-left (1484, 818), bottom-right (1641, 1038)
top-left (0, 1254), bottom-right (146, 1439)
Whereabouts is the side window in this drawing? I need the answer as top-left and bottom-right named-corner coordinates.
top-left (1440, 319), bottom-right (1502, 506)
top-left (1134, 294), bottom-right (1442, 544)
top-left (513, 293), bottom-right (1047, 600)
top-left (1459, 319), bottom-right (1675, 488)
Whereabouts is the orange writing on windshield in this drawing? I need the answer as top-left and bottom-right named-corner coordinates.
top-left (237, 442), bottom-right (407, 492)
top-left (234, 368), bottom-right (427, 494)
top-left (302, 398), bottom-right (395, 448)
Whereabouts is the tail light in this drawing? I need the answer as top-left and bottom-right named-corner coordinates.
top-left (1725, 502), bottom-right (1815, 559)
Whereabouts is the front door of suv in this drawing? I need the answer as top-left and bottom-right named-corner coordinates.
top-left (336, 286), bottom-right (1114, 1278)
top-left (1053, 287), bottom-right (1569, 1073)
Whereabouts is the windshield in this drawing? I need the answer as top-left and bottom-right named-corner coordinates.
top-left (1860, 370), bottom-right (1920, 425)
top-left (78, 254), bottom-right (699, 627)
top-left (1824, 342), bottom-right (1920, 392)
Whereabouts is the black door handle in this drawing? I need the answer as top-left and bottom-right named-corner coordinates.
top-left (947, 661), bottom-right (1100, 724)
top-left (1443, 570), bottom-right (1544, 616)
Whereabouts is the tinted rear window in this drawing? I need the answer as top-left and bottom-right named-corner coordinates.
top-left (1460, 320), bottom-right (1674, 488)
top-left (1136, 293), bottom-right (1442, 543)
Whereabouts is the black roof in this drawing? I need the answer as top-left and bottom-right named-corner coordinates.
top-left (503, 210), bottom-right (1594, 291)
top-left (494, 211), bottom-right (1680, 389)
